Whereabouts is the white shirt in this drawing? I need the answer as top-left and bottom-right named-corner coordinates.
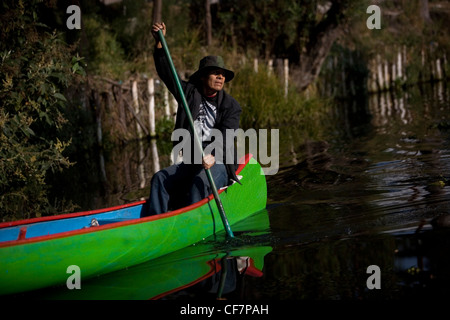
top-left (194, 97), bottom-right (217, 142)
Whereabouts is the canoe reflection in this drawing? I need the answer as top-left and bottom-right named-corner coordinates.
top-left (29, 245), bottom-right (272, 300)
top-left (154, 254), bottom-right (265, 300)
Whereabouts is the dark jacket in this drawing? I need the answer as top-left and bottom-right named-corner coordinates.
top-left (153, 48), bottom-right (242, 184)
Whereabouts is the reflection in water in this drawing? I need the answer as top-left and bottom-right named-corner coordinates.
top-left (259, 82), bottom-right (450, 299)
top-left (137, 139), bottom-right (161, 189)
top-left (370, 91), bottom-right (411, 128)
top-left (49, 137), bottom-right (173, 213)
top-left (363, 83), bottom-right (450, 230)
top-left (158, 253), bottom-right (266, 300)
top-left (25, 245), bottom-right (272, 300)
top-left (273, 83), bottom-right (450, 229)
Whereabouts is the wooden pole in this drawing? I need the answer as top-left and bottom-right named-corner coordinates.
top-left (284, 58), bottom-right (289, 98)
top-left (148, 78), bottom-right (156, 137)
top-left (93, 90), bottom-right (103, 147)
top-left (392, 62), bottom-right (396, 85)
top-left (368, 59), bottom-right (376, 93)
top-left (138, 140), bottom-right (146, 189)
top-left (377, 54), bottom-right (384, 91)
top-left (151, 139), bottom-right (160, 173)
top-left (384, 59), bottom-right (390, 90)
top-left (163, 86), bottom-right (170, 118)
top-left (205, 0), bottom-right (212, 47)
top-left (397, 49), bottom-right (403, 81)
top-left (403, 45), bottom-right (407, 81)
top-left (436, 58), bottom-right (442, 80)
top-left (171, 95), bottom-right (177, 122)
top-left (132, 80), bottom-right (143, 139)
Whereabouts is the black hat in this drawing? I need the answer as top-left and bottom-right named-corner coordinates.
top-left (189, 56), bottom-right (234, 83)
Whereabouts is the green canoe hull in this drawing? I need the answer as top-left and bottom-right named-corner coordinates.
top-left (0, 156), bottom-right (267, 295)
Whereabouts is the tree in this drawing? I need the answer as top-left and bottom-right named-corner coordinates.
top-left (291, 0), bottom-right (354, 91)
top-left (205, 0), bottom-right (213, 47)
top-left (0, 1), bottom-right (84, 220)
top-left (195, 0), bottom-right (359, 92)
top-left (419, 0), bottom-right (431, 23)
top-left (153, 0), bottom-right (162, 23)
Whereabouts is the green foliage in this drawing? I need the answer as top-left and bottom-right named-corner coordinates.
top-left (190, 0), bottom-right (304, 57)
top-left (72, 0), bottom-right (194, 77)
top-left (230, 62), bottom-right (329, 137)
top-left (82, 14), bottom-right (129, 78)
top-left (0, 1), bottom-right (84, 221)
top-left (80, 0), bottom-right (199, 76)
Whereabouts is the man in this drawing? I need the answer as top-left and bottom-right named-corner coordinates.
top-left (142, 22), bottom-right (242, 216)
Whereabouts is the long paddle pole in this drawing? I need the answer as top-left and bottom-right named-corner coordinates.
top-left (157, 30), bottom-right (235, 239)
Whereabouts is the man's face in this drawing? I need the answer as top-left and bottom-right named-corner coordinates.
top-left (202, 69), bottom-right (225, 93)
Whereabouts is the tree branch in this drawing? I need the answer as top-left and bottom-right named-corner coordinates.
top-left (293, 0), bottom-right (349, 91)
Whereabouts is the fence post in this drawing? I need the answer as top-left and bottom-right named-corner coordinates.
top-left (403, 45), bottom-right (407, 81)
top-left (436, 58), bottom-right (443, 80)
top-left (93, 90), bottom-right (103, 147)
top-left (376, 54), bottom-right (384, 91)
top-left (171, 95), bottom-right (177, 122)
top-left (163, 86), bottom-right (170, 118)
top-left (392, 63), bottom-right (396, 86)
top-left (132, 80), bottom-right (143, 139)
top-left (368, 59), bottom-right (377, 93)
top-left (138, 140), bottom-right (146, 189)
top-left (284, 58), bottom-right (289, 98)
top-left (254, 58), bottom-right (258, 73)
top-left (384, 59), bottom-right (390, 90)
top-left (151, 139), bottom-right (160, 173)
top-left (148, 78), bottom-right (156, 137)
top-left (397, 49), bottom-right (403, 81)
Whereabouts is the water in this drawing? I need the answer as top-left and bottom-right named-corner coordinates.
top-left (9, 82), bottom-right (450, 300)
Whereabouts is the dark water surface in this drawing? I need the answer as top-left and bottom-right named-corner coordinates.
top-left (12, 82), bottom-right (450, 300)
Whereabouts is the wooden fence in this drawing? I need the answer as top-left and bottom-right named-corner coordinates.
top-left (87, 45), bottom-right (448, 144)
top-left (320, 45), bottom-right (448, 97)
top-left (252, 57), bottom-right (291, 98)
top-left (87, 76), bottom-right (178, 145)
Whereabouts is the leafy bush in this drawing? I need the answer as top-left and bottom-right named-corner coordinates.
top-left (0, 1), bottom-right (84, 221)
top-left (82, 14), bottom-right (129, 78)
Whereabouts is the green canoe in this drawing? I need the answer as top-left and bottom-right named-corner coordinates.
top-left (29, 213), bottom-right (272, 300)
top-left (0, 154), bottom-right (267, 295)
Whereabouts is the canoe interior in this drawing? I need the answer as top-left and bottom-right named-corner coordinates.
top-left (0, 203), bottom-right (144, 243)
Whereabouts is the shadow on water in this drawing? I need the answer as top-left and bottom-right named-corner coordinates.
top-left (12, 82), bottom-right (450, 300)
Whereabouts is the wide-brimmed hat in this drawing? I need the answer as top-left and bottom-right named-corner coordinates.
top-left (189, 56), bottom-right (234, 83)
